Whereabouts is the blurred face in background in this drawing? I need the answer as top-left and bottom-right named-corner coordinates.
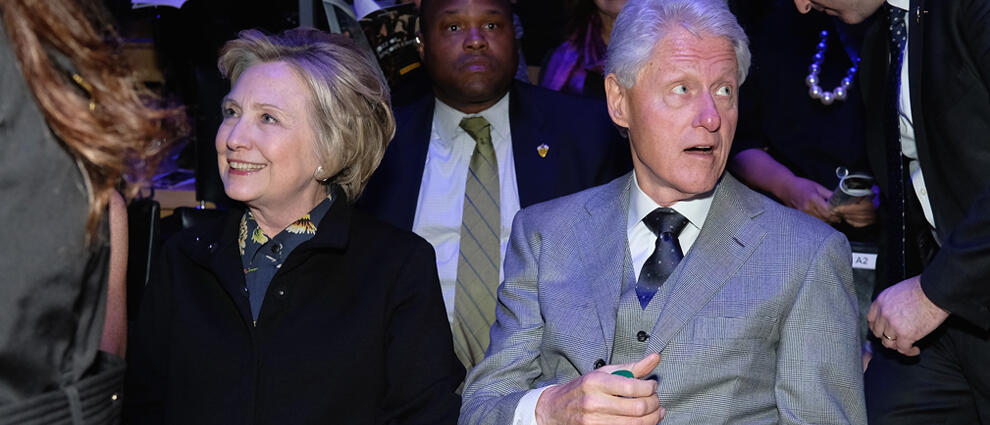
top-left (594, 0), bottom-right (626, 18)
top-left (792, 0), bottom-right (886, 24)
top-left (420, 0), bottom-right (517, 113)
top-left (216, 61), bottom-right (325, 220)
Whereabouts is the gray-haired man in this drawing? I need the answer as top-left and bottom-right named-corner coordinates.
top-left (459, 0), bottom-right (867, 423)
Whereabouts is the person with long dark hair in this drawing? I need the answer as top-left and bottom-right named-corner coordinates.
top-left (0, 0), bottom-right (182, 421)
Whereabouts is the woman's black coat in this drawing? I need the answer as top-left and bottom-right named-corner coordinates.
top-left (124, 198), bottom-right (464, 424)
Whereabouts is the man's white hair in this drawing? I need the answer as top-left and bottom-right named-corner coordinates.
top-left (606, 0), bottom-right (751, 88)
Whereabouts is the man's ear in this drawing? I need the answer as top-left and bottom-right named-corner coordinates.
top-left (605, 73), bottom-right (630, 129)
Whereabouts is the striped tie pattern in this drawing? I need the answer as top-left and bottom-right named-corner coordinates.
top-left (452, 116), bottom-right (500, 370)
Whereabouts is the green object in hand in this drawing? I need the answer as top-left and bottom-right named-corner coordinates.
top-left (611, 370), bottom-right (634, 378)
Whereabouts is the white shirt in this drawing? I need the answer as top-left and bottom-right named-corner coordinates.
top-left (411, 94), bottom-right (521, 324)
top-left (627, 172), bottom-right (710, 277)
top-left (511, 172), bottom-right (714, 424)
top-left (888, 0), bottom-right (936, 229)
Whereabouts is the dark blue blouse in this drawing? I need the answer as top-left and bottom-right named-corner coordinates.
top-left (238, 195), bottom-right (334, 321)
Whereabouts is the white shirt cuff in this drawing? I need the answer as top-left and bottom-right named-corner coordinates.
top-left (511, 385), bottom-right (554, 425)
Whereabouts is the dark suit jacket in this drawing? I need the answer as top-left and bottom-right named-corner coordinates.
top-left (358, 81), bottom-right (631, 230)
top-left (123, 195), bottom-right (463, 424)
top-left (860, 0), bottom-right (990, 330)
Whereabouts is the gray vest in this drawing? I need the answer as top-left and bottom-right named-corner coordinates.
top-left (610, 274), bottom-right (668, 365)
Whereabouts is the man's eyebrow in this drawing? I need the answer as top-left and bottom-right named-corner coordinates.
top-left (435, 8), bottom-right (508, 18)
top-left (480, 9), bottom-right (508, 16)
top-left (436, 9), bottom-right (461, 17)
top-left (713, 65), bottom-right (740, 83)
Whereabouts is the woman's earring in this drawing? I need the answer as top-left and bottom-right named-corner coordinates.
top-left (314, 166), bottom-right (328, 182)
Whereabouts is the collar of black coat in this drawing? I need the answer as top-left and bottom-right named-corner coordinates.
top-left (180, 184), bottom-right (352, 269)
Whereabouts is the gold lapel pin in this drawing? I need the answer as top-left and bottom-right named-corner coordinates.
top-left (537, 143), bottom-right (549, 158)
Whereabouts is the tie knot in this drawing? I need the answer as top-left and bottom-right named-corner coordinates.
top-left (460, 116), bottom-right (492, 144)
top-left (643, 207), bottom-right (689, 238)
top-left (886, 5), bottom-right (907, 47)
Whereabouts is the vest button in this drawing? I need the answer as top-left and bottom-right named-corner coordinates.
top-left (593, 359), bottom-right (606, 369)
top-left (637, 331), bottom-right (649, 342)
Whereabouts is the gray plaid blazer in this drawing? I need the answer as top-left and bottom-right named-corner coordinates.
top-left (460, 173), bottom-right (867, 424)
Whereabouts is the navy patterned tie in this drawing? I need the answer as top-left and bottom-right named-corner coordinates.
top-left (636, 208), bottom-right (690, 309)
top-left (885, 5), bottom-right (908, 282)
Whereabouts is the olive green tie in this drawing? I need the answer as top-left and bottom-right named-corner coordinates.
top-left (452, 116), bottom-right (500, 371)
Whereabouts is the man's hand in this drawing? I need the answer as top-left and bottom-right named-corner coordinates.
top-left (868, 275), bottom-right (950, 356)
top-left (535, 353), bottom-right (664, 425)
top-left (832, 195), bottom-right (878, 228)
top-left (777, 176), bottom-right (839, 224)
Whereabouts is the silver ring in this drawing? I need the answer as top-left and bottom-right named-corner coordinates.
top-left (882, 332), bottom-right (896, 341)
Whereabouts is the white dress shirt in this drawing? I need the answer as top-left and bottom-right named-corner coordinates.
top-left (511, 172), bottom-right (714, 424)
top-left (888, 0), bottom-right (936, 229)
top-left (627, 172), bottom-right (710, 278)
top-left (411, 94), bottom-right (521, 324)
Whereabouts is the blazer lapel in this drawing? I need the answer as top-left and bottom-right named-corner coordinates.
top-left (859, 14), bottom-right (890, 192)
top-left (509, 83), bottom-right (559, 208)
top-left (645, 175), bottom-right (767, 354)
top-left (907, 0), bottom-right (931, 188)
top-left (572, 174), bottom-right (634, 357)
top-left (907, 0), bottom-right (925, 103)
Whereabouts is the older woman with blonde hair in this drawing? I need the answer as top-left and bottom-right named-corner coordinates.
top-left (124, 28), bottom-right (463, 424)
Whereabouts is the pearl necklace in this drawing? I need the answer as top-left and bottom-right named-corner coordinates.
top-left (805, 30), bottom-right (859, 106)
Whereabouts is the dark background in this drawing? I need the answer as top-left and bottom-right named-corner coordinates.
top-left (104, 0), bottom-right (570, 206)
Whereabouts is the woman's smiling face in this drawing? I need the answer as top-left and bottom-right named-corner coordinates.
top-left (215, 61), bottom-right (325, 214)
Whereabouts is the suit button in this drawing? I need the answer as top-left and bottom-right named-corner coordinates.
top-left (276, 287), bottom-right (286, 297)
top-left (593, 359), bottom-right (606, 369)
top-left (241, 287), bottom-right (249, 297)
top-left (637, 331), bottom-right (649, 342)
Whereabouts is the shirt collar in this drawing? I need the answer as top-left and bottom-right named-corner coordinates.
top-left (887, 0), bottom-right (909, 11)
top-left (627, 172), bottom-right (713, 234)
top-left (238, 193), bottom-right (335, 258)
top-left (434, 92), bottom-right (511, 148)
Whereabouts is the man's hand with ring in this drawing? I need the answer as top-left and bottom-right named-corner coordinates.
top-left (868, 275), bottom-right (950, 356)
